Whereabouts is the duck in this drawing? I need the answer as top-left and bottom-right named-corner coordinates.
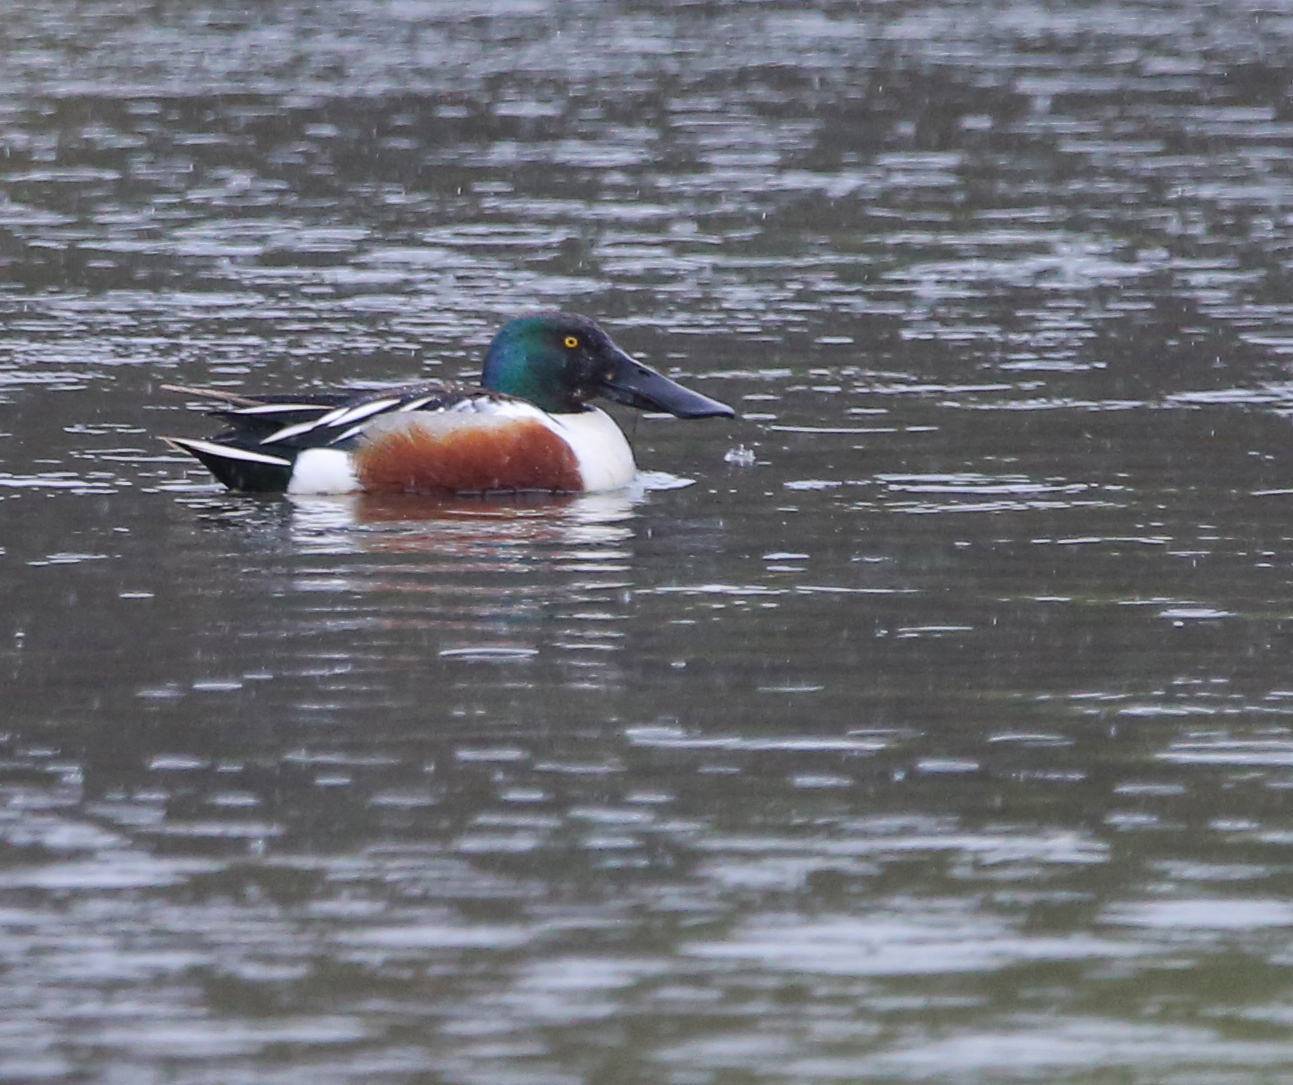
top-left (163, 312), bottom-right (735, 495)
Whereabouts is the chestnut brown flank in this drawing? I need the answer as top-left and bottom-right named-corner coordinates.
top-left (355, 418), bottom-right (583, 494)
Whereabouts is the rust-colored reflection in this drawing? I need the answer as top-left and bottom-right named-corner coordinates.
top-left (287, 490), bottom-right (637, 563)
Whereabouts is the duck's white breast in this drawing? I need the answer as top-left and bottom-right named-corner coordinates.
top-left (544, 408), bottom-right (637, 492)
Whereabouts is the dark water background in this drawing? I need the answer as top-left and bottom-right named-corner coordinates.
top-left (5, 1), bottom-right (1293, 1080)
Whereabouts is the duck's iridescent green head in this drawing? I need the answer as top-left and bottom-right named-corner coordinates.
top-left (481, 312), bottom-right (734, 418)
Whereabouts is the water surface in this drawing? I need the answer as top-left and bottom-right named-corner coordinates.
top-left (5, 1), bottom-right (1293, 1082)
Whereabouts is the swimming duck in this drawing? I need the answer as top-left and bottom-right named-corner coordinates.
top-left (163, 312), bottom-right (734, 495)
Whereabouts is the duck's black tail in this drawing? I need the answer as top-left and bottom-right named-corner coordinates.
top-left (164, 436), bottom-right (296, 493)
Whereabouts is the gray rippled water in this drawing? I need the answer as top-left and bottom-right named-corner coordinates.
top-left (5, 1), bottom-right (1293, 1082)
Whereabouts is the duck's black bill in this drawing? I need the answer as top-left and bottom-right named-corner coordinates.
top-left (599, 349), bottom-right (735, 419)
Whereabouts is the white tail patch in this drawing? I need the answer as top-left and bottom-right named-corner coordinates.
top-left (286, 448), bottom-right (361, 494)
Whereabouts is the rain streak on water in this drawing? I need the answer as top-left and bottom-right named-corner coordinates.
top-left (5, 1), bottom-right (1293, 1082)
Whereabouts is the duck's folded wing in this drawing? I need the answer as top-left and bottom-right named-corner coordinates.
top-left (166, 380), bottom-right (492, 448)
top-left (163, 383), bottom-right (354, 440)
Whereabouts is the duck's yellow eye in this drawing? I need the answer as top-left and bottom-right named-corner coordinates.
top-left (564, 335), bottom-right (580, 349)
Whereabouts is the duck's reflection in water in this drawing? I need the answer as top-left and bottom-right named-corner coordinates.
top-left (283, 490), bottom-right (642, 690)
top-left (287, 489), bottom-right (638, 559)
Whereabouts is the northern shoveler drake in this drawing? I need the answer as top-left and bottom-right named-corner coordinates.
top-left (163, 312), bottom-right (734, 495)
